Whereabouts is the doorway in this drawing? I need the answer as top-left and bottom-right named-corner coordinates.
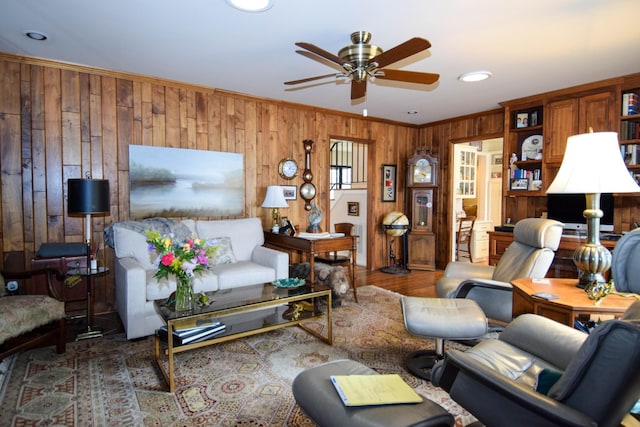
top-left (328, 139), bottom-right (367, 266)
top-left (450, 138), bottom-right (503, 263)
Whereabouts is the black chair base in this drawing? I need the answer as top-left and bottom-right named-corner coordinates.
top-left (404, 349), bottom-right (443, 381)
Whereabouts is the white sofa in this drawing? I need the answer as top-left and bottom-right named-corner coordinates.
top-left (105, 217), bottom-right (289, 339)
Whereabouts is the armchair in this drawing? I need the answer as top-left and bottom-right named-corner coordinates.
top-left (431, 300), bottom-right (640, 427)
top-left (0, 268), bottom-right (66, 361)
top-left (436, 218), bottom-right (563, 324)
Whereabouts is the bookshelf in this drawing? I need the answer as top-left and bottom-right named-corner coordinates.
top-left (505, 106), bottom-right (544, 195)
top-left (620, 89), bottom-right (640, 184)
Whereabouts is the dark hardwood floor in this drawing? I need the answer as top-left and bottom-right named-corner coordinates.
top-left (68, 267), bottom-right (444, 342)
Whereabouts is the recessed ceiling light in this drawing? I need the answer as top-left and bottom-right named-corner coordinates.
top-left (458, 71), bottom-right (492, 82)
top-left (407, 111), bottom-right (418, 115)
top-left (226, 0), bottom-right (272, 12)
top-left (25, 31), bottom-right (47, 41)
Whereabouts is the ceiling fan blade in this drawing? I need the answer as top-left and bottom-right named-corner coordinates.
top-left (377, 69), bottom-right (440, 85)
top-left (370, 38), bottom-right (432, 69)
top-left (284, 73), bottom-right (337, 85)
top-left (295, 42), bottom-right (346, 66)
top-left (351, 80), bottom-right (367, 100)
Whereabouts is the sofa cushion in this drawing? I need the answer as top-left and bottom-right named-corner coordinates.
top-left (145, 269), bottom-right (220, 301)
top-left (113, 226), bottom-right (155, 269)
top-left (196, 218), bottom-right (264, 261)
top-left (213, 261), bottom-right (277, 289)
top-left (210, 236), bottom-right (237, 265)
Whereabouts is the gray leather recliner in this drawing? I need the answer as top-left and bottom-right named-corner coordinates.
top-left (431, 299), bottom-right (640, 427)
top-left (436, 218), bottom-right (563, 324)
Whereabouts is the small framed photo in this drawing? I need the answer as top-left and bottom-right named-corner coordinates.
top-left (348, 202), bottom-right (359, 216)
top-left (382, 164), bottom-right (397, 202)
top-left (515, 112), bottom-right (529, 128)
top-left (492, 154), bottom-right (503, 165)
top-left (282, 185), bottom-right (297, 200)
top-left (279, 218), bottom-right (295, 236)
top-left (510, 178), bottom-right (529, 190)
top-left (529, 110), bottom-right (539, 127)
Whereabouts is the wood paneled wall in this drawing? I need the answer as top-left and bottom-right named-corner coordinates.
top-left (6, 53), bottom-right (476, 312)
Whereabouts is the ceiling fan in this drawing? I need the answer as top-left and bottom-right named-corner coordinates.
top-left (284, 31), bottom-right (440, 100)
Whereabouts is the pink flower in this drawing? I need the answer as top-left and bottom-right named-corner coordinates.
top-left (161, 253), bottom-right (175, 266)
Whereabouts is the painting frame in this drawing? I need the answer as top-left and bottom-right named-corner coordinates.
top-left (128, 145), bottom-right (244, 219)
top-left (348, 201), bottom-right (359, 216)
top-left (282, 185), bottom-right (297, 200)
top-left (382, 164), bottom-right (397, 202)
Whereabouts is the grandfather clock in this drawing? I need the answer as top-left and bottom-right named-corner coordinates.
top-left (406, 147), bottom-right (438, 270)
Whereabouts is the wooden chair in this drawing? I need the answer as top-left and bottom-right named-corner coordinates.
top-left (0, 268), bottom-right (66, 361)
top-left (314, 222), bottom-right (356, 285)
top-left (456, 216), bottom-right (476, 263)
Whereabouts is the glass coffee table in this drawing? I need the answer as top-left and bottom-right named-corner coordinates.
top-left (154, 281), bottom-right (332, 392)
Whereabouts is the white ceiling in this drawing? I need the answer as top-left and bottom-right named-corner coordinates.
top-left (1, 0), bottom-right (639, 125)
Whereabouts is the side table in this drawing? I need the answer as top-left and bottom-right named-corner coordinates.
top-left (511, 277), bottom-right (635, 327)
top-left (66, 266), bottom-right (109, 340)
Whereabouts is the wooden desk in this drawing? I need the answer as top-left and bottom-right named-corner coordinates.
top-left (511, 277), bottom-right (635, 327)
top-left (263, 231), bottom-right (358, 302)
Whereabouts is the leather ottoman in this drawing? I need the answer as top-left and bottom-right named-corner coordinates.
top-left (292, 359), bottom-right (454, 427)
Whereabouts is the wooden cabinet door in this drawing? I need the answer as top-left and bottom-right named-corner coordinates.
top-left (545, 98), bottom-right (579, 164)
top-left (578, 91), bottom-right (615, 133)
top-left (407, 233), bottom-right (436, 271)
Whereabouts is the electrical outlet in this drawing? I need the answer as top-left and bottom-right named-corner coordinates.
top-left (6, 281), bottom-right (18, 292)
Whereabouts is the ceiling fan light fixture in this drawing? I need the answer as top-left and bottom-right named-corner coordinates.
top-left (226, 0), bottom-right (272, 12)
top-left (458, 70), bottom-right (492, 82)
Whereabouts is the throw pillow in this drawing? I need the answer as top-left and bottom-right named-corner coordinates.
top-left (534, 368), bottom-right (563, 395)
top-left (210, 237), bottom-right (237, 265)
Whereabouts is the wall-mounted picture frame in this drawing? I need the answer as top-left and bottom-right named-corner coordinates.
top-left (282, 185), bottom-right (297, 200)
top-left (348, 202), bottom-right (359, 216)
top-left (382, 164), bottom-right (397, 202)
top-left (492, 154), bottom-right (503, 165)
top-left (510, 178), bottom-right (529, 190)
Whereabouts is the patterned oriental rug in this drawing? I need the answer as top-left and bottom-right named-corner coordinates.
top-left (0, 286), bottom-right (477, 427)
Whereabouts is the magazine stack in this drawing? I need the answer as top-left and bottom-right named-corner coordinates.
top-left (158, 318), bottom-right (226, 346)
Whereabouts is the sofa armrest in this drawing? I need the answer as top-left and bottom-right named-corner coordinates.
top-left (252, 246), bottom-right (289, 279)
top-left (439, 350), bottom-right (596, 427)
top-left (114, 257), bottom-right (148, 338)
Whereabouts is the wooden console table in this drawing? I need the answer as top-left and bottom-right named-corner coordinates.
top-left (489, 231), bottom-right (618, 278)
top-left (263, 231), bottom-right (358, 302)
top-left (511, 277), bottom-right (635, 327)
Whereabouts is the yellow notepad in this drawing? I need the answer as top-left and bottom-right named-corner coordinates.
top-left (330, 374), bottom-right (423, 406)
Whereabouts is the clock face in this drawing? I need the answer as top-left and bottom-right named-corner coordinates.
top-left (413, 158), bottom-right (432, 183)
top-left (279, 158), bottom-right (298, 179)
top-left (300, 182), bottom-right (316, 200)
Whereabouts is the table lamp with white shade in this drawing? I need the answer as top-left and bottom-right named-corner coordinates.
top-left (546, 131), bottom-right (640, 290)
top-left (261, 185), bottom-right (288, 232)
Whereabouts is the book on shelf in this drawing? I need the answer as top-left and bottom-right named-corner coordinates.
top-left (329, 374), bottom-right (423, 406)
top-left (622, 92), bottom-right (639, 116)
top-left (158, 323), bottom-right (226, 345)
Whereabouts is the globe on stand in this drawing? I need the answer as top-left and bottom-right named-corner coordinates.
top-left (380, 211), bottom-right (410, 275)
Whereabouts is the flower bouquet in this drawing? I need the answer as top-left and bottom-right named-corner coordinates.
top-left (145, 230), bottom-right (218, 313)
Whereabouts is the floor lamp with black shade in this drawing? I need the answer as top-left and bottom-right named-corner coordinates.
top-left (67, 175), bottom-right (110, 340)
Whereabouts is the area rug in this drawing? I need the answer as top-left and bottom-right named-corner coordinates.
top-left (0, 286), bottom-right (477, 426)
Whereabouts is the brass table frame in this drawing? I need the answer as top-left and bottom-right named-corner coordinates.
top-left (154, 284), bottom-right (332, 392)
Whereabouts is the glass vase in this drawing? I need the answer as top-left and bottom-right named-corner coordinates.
top-left (175, 276), bottom-right (194, 314)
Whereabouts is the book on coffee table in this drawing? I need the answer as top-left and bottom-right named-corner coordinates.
top-left (158, 323), bottom-right (226, 346)
top-left (330, 374), bottom-right (423, 406)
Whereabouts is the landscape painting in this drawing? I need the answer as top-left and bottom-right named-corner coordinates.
top-left (129, 145), bottom-right (244, 219)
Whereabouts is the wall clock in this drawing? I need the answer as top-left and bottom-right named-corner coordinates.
top-left (278, 157), bottom-right (298, 179)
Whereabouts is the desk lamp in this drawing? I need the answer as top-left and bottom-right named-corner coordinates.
top-left (68, 174), bottom-right (110, 339)
top-left (546, 131), bottom-right (639, 289)
top-left (261, 185), bottom-right (288, 232)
